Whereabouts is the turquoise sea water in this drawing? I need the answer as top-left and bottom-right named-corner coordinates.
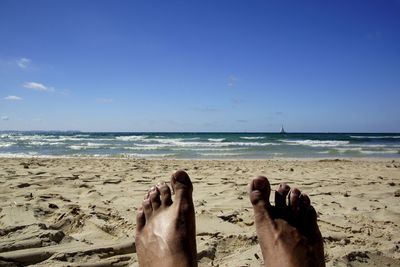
top-left (0, 132), bottom-right (399, 159)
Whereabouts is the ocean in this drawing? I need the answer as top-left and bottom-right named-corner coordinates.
top-left (0, 132), bottom-right (399, 159)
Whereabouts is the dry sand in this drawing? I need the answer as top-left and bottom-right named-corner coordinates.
top-left (0, 157), bottom-right (399, 266)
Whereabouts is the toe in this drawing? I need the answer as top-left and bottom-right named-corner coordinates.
top-left (142, 195), bottom-right (152, 219)
top-left (157, 181), bottom-right (173, 206)
top-left (171, 170), bottom-right (193, 201)
top-left (274, 183), bottom-right (290, 219)
top-left (289, 188), bottom-right (301, 212)
top-left (136, 207), bottom-right (146, 232)
top-left (170, 171), bottom-right (196, 233)
top-left (275, 183), bottom-right (290, 208)
top-left (302, 205), bottom-right (322, 243)
top-left (297, 194), bottom-right (322, 242)
top-left (298, 193), bottom-right (311, 232)
top-left (287, 188), bottom-right (301, 226)
top-left (249, 176), bottom-right (270, 206)
top-left (149, 186), bottom-right (161, 210)
top-left (248, 176), bottom-right (275, 227)
top-left (299, 193), bottom-right (311, 210)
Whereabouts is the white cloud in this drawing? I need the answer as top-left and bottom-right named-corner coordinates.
top-left (16, 58), bottom-right (31, 69)
top-left (1, 116), bottom-right (9, 121)
top-left (228, 75), bottom-right (238, 87)
top-left (4, 95), bottom-right (22, 101)
top-left (23, 82), bottom-right (54, 92)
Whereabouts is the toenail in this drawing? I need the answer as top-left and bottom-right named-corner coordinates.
top-left (279, 183), bottom-right (290, 191)
top-left (156, 181), bottom-right (166, 187)
top-left (291, 188), bottom-right (300, 196)
top-left (301, 194), bottom-right (310, 206)
top-left (173, 170), bottom-right (189, 183)
top-left (253, 177), bottom-right (268, 189)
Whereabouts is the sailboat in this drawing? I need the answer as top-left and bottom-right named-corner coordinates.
top-left (280, 125), bottom-right (286, 134)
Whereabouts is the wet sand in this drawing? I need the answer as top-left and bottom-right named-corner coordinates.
top-left (0, 157), bottom-right (399, 266)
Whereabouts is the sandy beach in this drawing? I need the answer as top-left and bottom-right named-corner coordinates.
top-left (0, 157), bottom-right (399, 266)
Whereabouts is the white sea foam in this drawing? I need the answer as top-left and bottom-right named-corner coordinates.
top-left (141, 137), bottom-right (200, 144)
top-left (69, 145), bottom-right (85, 150)
top-left (0, 142), bottom-right (15, 148)
top-left (5, 135), bottom-right (96, 142)
top-left (156, 140), bottom-right (275, 147)
top-left (11, 135), bottom-right (50, 141)
top-left (60, 137), bottom-right (115, 142)
top-left (227, 142), bottom-right (276, 146)
top-left (172, 147), bottom-right (246, 151)
top-left (334, 148), bottom-right (362, 153)
top-left (121, 144), bottom-right (170, 150)
top-left (325, 147), bottom-right (399, 155)
top-left (208, 138), bottom-right (225, 142)
top-left (86, 142), bottom-right (109, 147)
top-left (0, 151), bottom-right (38, 157)
top-left (29, 141), bottom-right (65, 146)
top-left (350, 135), bottom-right (400, 139)
top-left (342, 144), bottom-right (399, 150)
top-left (112, 140), bottom-right (276, 150)
top-left (74, 134), bottom-right (91, 137)
top-left (116, 135), bottom-right (148, 141)
top-left (137, 140), bottom-right (209, 148)
top-left (121, 153), bottom-right (176, 158)
top-left (68, 142), bottom-right (110, 150)
top-left (349, 144), bottom-right (387, 148)
top-left (360, 150), bottom-right (399, 154)
top-left (240, 136), bottom-right (265, 140)
top-left (28, 141), bottom-right (48, 146)
top-left (3, 132), bottom-right (400, 159)
top-left (145, 138), bottom-right (197, 144)
top-left (199, 152), bottom-right (243, 157)
top-left (10, 136), bottom-right (115, 144)
top-left (281, 140), bottom-right (350, 147)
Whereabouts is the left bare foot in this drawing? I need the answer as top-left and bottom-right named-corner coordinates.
top-left (135, 170), bottom-right (197, 267)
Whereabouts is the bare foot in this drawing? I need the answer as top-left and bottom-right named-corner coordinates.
top-left (135, 170), bottom-right (197, 267)
top-left (249, 176), bottom-right (325, 267)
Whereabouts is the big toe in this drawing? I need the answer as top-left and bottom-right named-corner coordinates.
top-left (171, 170), bottom-right (193, 200)
top-left (249, 176), bottom-right (276, 229)
top-left (249, 176), bottom-right (271, 205)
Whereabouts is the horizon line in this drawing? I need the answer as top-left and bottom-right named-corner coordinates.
top-left (1, 130), bottom-right (400, 134)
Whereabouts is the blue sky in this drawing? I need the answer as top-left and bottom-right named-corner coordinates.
top-left (1, 0), bottom-right (399, 132)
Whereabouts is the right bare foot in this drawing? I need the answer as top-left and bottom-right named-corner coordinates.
top-left (135, 170), bottom-right (197, 267)
top-left (249, 176), bottom-right (325, 267)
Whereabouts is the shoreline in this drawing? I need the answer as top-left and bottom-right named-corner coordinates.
top-left (0, 154), bottom-right (399, 162)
